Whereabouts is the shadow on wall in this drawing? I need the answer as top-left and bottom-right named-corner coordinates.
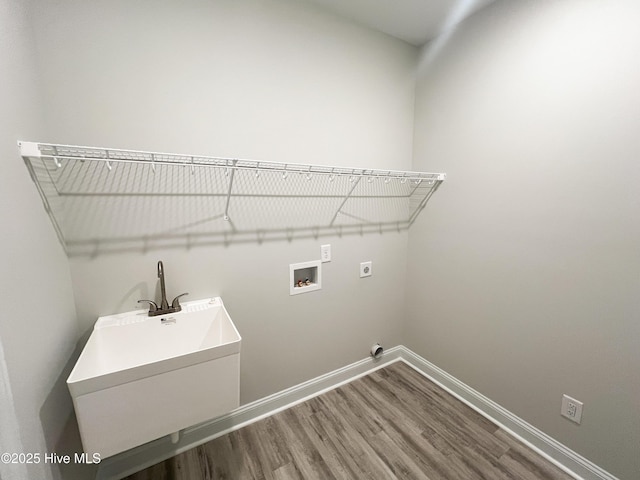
top-left (23, 149), bottom-right (443, 257)
top-left (39, 336), bottom-right (97, 480)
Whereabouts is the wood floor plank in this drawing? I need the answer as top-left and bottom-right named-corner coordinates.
top-left (124, 362), bottom-right (576, 480)
top-left (231, 424), bottom-right (268, 479)
top-left (272, 462), bottom-right (303, 480)
top-left (373, 369), bottom-right (510, 460)
top-left (176, 446), bottom-right (212, 480)
top-left (249, 415), bottom-right (294, 474)
top-left (297, 412), bottom-right (361, 479)
top-left (355, 368), bottom-right (512, 480)
top-left (332, 385), bottom-right (385, 436)
top-left (494, 429), bottom-right (576, 480)
top-left (272, 408), bottom-right (336, 479)
top-left (340, 377), bottom-right (456, 480)
top-left (366, 430), bottom-right (431, 479)
top-left (384, 362), bottom-right (501, 436)
top-left (308, 395), bottom-right (398, 479)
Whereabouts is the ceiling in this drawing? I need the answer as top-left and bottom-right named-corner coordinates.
top-left (301, 0), bottom-right (496, 46)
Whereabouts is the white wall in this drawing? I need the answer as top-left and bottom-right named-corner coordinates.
top-left (407, 1), bottom-right (640, 478)
top-left (0, 0), bottom-right (81, 479)
top-left (14, 0), bottom-right (636, 477)
top-left (30, 0), bottom-right (418, 403)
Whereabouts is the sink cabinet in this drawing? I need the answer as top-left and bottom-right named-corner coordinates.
top-left (67, 298), bottom-right (241, 458)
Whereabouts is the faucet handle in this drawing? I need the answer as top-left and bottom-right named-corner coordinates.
top-left (171, 293), bottom-right (188, 309)
top-left (138, 299), bottom-right (158, 314)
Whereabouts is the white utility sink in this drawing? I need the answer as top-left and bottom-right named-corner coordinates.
top-left (67, 297), bottom-right (241, 458)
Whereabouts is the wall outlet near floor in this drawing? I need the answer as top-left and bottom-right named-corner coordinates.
top-left (561, 394), bottom-right (583, 424)
top-left (360, 261), bottom-right (372, 278)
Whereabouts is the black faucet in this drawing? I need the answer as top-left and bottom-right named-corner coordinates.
top-left (138, 261), bottom-right (188, 316)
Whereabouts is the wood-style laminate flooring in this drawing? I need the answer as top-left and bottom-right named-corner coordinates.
top-left (125, 362), bottom-right (575, 480)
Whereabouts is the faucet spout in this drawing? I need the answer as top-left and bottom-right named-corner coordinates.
top-left (157, 261), bottom-right (170, 310)
top-left (138, 261), bottom-right (188, 317)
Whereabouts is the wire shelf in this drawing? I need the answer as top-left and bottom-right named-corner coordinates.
top-left (19, 141), bottom-right (445, 255)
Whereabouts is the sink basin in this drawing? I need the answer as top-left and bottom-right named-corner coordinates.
top-left (67, 297), bottom-right (241, 458)
top-left (68, 297), bottom-right (240, 396)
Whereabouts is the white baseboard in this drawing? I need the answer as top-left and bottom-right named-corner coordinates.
top-left (97, 345), bottom-right (617, 480)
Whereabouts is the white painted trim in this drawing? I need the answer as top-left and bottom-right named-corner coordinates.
top-left (97, 345), bottom-right (618, 480)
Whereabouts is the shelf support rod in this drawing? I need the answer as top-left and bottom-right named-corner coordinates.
top-left (223, 160), bottom-right (237, 221)
top-left (408, 178), bottom-right (444, 225)
top-left (408, 178), bottom-right (424, 197)
top-left (329, 175), bottom-right (361, 227)
top-left (22, 157), bottom-right (67, 253)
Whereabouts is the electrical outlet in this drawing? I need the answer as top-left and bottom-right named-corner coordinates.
top-left (321, 244), bottom-right (331, 262)
top-left (561, 394), bottom-right (583, 424)
top-left (360, 261), bottom-right (372, 278)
